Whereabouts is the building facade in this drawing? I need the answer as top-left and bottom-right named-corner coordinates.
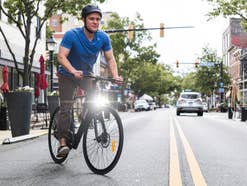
top-left (222, 18), bottom-right (247, 105)
top-left (0, 0), bottom-right (47, 103)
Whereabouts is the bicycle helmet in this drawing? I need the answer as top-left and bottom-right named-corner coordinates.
top-left (81, 4), bottom-right (102, 19)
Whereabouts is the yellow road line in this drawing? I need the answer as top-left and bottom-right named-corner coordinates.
top-left (174, 118), bottom-right (207, 186)
top-left (169, 115), bottom-right (182, 186)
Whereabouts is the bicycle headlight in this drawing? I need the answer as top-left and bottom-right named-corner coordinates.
top-left (93, 95), bottom-right (109, 107)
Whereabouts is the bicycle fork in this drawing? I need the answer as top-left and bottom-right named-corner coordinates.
top-left (94, 111), bottom-right (111, 147)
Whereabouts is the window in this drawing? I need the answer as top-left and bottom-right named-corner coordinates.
top-left (51, 19), bottom-right (58, 27)
top-left (36, 16), bottom-right (41, 38)
top-left (181, 93), bottom-right (200, 99)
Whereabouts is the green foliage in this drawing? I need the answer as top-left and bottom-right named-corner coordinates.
top-left (181, 72), bottom-right (198, 92)
top-left (130, 63), bottom-right (173, 97)
top-left (46, 25), bottom-right (55, 40)
top-left (104, 12), bottom-right (178, 99)
top-left (194, 46), bottom-right (231, 97)
top-left (206, 0), bottom-right (247, 31)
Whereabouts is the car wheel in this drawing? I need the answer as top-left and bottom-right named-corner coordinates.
top-left (176, 111), bottom-right (180, 116)
top-left (198, 112), bottom-right (203, 116)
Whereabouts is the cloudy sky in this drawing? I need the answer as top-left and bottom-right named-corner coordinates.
top-left (100, 0), bottom-right (229, 71)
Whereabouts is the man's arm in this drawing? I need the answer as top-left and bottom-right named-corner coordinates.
top-left (57, 46), bottom-right (83, 78)
top-left (104, 49), bottom-right (120, 79)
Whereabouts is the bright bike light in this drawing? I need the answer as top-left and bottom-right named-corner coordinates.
top-left (93, 95), bottom-right (110, 107)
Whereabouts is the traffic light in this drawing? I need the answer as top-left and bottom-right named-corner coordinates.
top-left (160, 23), bottom-right (164, 37)
top-left (176, 60), bottom-right (179, 68)
top-left (195, 60), bottom-right (199, 68)
top-left (128, 24), bottom-right (134, 41)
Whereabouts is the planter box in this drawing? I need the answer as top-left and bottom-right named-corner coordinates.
top-left (6, 91), bottom-right (32, 137)
top-left (0, 106), bottom-right (9, 130)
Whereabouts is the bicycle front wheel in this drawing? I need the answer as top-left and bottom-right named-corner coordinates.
top-left (83, 107), bottom-right (124, 175)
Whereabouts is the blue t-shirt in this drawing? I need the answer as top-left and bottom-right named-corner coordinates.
top-left (58, 27), bottom-right (112, 76)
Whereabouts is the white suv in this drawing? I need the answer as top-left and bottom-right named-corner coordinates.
top-left (176, 92), bottom-right (203, 116)
top-left (134, 99), bottom-right (150, 112)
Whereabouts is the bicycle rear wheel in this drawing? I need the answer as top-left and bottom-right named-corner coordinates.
top-left (48, 107), bottom-right (68, 163)
top-left (83, 107), bottom-right (124, 175)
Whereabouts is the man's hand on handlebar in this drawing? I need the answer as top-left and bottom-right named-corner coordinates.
top-left (72, 70), bottom-right (83, 79)
top-left (113, 76), bottom-right (123, 85)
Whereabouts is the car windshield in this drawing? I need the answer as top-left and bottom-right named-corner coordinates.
top-left (181, 94), bottom-right (199, 99)
top-left (135, 100), bottom-right (146, 104)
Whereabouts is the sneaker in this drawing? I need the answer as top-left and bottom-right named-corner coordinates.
top-left (56, 145), bottom-right (70, 158)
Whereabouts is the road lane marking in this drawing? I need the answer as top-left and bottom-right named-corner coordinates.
top-left (174, 118), bottom-right (207, 186)
top-left (169, 116), bottom-right (182, 186)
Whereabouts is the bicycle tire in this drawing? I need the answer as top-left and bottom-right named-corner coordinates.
top-left (48, 107), bottom-right (68, 163)
top-left (82, 106), bottom-right (124, 175)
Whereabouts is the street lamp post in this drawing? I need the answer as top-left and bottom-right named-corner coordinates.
top-left (46, 37), bottom-right (56, 92)
top-left (220, 61), bottom-right (224, 109)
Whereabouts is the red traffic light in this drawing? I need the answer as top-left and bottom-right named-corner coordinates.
top-left (160, 23), bottom-right (164, 37)
top-left (176, 60), bottom-right (179, 68)
top-left (195, 60), bottom-right (199, 68)
top-left (128, 24), bottom-right (134, 41)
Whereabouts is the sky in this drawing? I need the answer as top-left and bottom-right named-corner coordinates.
top-left (100, 0), bottom-right (229, 72)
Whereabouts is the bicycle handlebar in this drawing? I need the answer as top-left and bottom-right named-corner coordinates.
top-left (83, 74), bottom-right (123, 84)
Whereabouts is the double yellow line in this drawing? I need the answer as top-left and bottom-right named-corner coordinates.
top-left (169, 114), bottom-right (207, 186)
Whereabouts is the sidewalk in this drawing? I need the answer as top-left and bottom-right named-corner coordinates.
top-left (0, 113), bottom-right (49, 145)
top-left (0, 110), bottom-right (128, 145)
top-left (0, 110), bottom-right (127, 145)
top-left (0, 129), bottom-right (48, 145)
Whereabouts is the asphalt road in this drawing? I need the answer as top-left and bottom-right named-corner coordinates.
top-left (0, 108), bottom-right (247, 185)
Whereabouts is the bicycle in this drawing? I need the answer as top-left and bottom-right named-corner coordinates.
top-left (48, 75), bottom-right (124, 175)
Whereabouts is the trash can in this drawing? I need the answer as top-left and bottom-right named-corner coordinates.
top-left (241, 107), bottom-right (247, 122)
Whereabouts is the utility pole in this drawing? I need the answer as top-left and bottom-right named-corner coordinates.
top-left (218, 61), bottom-right (225, 112)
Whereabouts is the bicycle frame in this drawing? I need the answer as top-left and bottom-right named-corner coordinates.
top-left (48, 75), bottom-right (124, 174)
top-left (69, 76), bottom-right (112, 149)
top-left (72, 106), bottom-right (92, 149)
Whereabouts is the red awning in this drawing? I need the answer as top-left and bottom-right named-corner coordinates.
top-left (39, 55), bottom-right (48, 90)
top-left (34, 73), bottom-right (40, 98)
top-left (0, 66), bottom-right (9, 93)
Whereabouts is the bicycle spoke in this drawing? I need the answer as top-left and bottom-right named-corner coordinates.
top-left (83, 107), bottom-right (123, 174)
top-left (48, 107), bottom-right (68, 163)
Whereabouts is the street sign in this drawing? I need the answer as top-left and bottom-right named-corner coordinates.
top-left (199, 61), bottom-right (215, 67)
top-left (219, 87), bottom-right (224, 93)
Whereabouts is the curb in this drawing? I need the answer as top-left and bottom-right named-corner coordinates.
top-left (2, 131), bottom-right (48, 145)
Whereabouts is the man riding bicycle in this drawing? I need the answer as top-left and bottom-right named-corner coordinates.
top-left (56, 4), bottom-right (122, 157)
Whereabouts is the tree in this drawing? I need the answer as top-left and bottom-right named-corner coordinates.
top-left (102, 12), bottom-right (180, 102)
top-left (181, 72), bottom-right (198, 92)
top-left (206, 0), bottom-right (247, 31)
top-left (0, 0), bottom-right (105, 86)
top-left (104, 13), bottom-right (161, 93)
top-left (194, 46), bottom-right (231, 97)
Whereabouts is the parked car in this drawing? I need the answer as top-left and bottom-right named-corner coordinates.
top-left (134, 99), bottom-right (150, 111)
top-left (149, 102), bottom-right (157, 110)
top-left (202, 102), bottom-right (208, 112)
top-left (176, 91), bottom-right (203, 116)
